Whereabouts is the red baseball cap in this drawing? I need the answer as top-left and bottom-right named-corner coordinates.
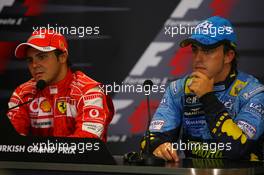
top-left (15, 29), bottom-right (68, 59)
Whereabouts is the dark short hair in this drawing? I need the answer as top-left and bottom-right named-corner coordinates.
top-left (222, 42), bottom-right (238, 70)
top-left (54, 49), bottom-right (71, 67)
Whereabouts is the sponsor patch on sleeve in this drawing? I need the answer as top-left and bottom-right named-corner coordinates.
top-left (149, 120), bottom-right (165, 131)
top-left (237, 120), bottom-right (257, 139)
top-left (83, 107), bottom-right (106, 122)
top-left (83, 94), bottom-right (103, 108)
top-left (82, 122), bottom-right (104, 137)
top-left (8, 97), bottom-right (20, 109)
top-left (229, 79), bottom-right (247, 97)
top-left (245, 102), bottom-right (264, 118)
top-left (243, 85), bottom-right (264, 100)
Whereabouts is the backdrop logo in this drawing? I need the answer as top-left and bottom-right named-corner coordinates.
top-left (0, 0), bottom-right (15, 12)
top-left (0, 0), bottom-right (46, 16)
top-left (170, 0), bottom-right (203, 18)
top-left (130, 42), bottom-right (174, 76)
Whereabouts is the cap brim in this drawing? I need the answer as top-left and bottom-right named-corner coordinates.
top-left (180, 38), bottom-right (229, 50)
top-left (180, 38), bottom-right (215, 48)
top-left (180, 33), bottom-right (221, 47)
top-left (15, 43), bottom-right (56, 59)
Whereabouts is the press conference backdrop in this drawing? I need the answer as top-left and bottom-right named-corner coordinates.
top-left (0, 0), bottom-right (263, 155)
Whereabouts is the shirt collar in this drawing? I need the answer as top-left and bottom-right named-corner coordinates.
top-left (213, 69), bottom-right (237, 92)
top-left (42, 69), bottom-right (73, 95)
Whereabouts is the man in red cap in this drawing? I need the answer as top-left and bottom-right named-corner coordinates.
top-left (7, 29), bottom-right (114, 142)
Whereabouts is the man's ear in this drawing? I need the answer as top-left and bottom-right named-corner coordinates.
top-left (224, 49), bottom-right (235, 64)
top-left (58, 52), bottom-right (68, 64)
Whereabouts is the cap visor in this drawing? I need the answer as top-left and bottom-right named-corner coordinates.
top-left (180, 38), bottom-right (226, 49)
top-left (15, 43), bottom-right (56, 59)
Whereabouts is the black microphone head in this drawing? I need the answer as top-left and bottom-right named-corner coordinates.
top-left (36, 80), bottom-right (46, 90)
top-left (143, 80), bottom-right (153, 87)
top-left (143, 80), bottom-right (153, 93)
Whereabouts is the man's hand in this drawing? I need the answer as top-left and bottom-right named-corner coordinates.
top-left (188, 71), bottom-right (214, 97)
top-left (153, 142), bottom-right (179, 162)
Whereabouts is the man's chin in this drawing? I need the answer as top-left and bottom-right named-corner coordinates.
top-left (194, 68), bottom-right (208, 75)
top-left (34, 77), bottom-right (47, 83)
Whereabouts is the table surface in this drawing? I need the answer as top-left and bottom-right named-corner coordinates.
top-left (0, 156), bottom-right (263, 175)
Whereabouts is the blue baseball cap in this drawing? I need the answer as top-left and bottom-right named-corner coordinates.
top-left (180, 16), bottom-right (237, 48)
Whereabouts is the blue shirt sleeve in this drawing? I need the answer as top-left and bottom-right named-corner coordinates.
top-left (149, 80), bottom-right (183, 133)
top-left (235, 92), bottom-right (264, 140)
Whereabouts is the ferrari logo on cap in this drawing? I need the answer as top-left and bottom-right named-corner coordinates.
top-left (59, 40), bottom-right (65, 49)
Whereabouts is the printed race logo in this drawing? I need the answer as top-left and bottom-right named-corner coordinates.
top-left (0, 0), bottom-right (15, 12)
top-left (0, 0), bottom-right (46, 19)
top-left (170, 0), bottom-right (203, 18)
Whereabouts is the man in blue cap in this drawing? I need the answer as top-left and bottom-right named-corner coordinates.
top-left (141, 16), bottom-right (264, 161)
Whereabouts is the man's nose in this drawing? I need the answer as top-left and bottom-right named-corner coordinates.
top-left (31, 58), bottom-right (39, 68)
top-left (194, 50), bottom-right (204, 62)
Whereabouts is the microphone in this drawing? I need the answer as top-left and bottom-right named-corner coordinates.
top-left (36, 80), bottom-right (46, 91)
top-left (7, 80), bottom-right (46, 111)
top-left (143, 80), bottom-right (153, 91)
top-left (123, 80), bottom-right (165, 166)
top-left (142, 80), bottom-right (165, 166)
top-left (143, 80), bottom-right (153, 155)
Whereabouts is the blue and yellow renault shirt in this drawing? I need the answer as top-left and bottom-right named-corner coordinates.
top-left (145, 70), bottom-right (264, 160)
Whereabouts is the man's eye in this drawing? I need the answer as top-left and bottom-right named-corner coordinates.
top-left (203, 49), bottom-right (214, 54)
top-left (25, 58), bottom-right (32, 63)
top-left (203, 50), bottom-right (210, 54)
top-left (38, 54), bottom-right (48, 60)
